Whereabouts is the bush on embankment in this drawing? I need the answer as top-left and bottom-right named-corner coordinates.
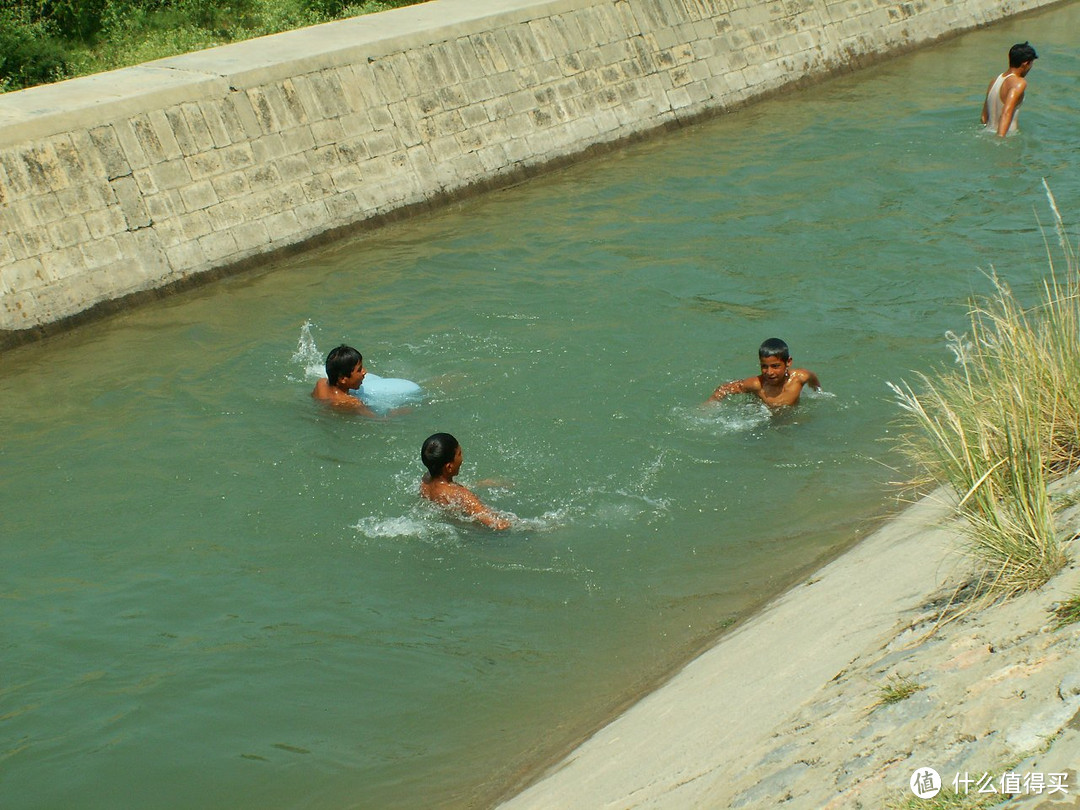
top-left (890, 185), bottom-right (1080, 595)
top-left (0, 0), bottom-right (425, 93)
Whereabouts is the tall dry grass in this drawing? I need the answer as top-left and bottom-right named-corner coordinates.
top-left (890, 183), bottom-right (1079, 595)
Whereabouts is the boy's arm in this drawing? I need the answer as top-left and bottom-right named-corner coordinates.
top-left (794, 368), bottom-right (821, 391)
top-left (980, 77), bottom-right (994, 125)
top-left (708, 376), bottom-right (759, 403)
top-left (332, 394), bottom-right (379, 417)
top-left (313, 380), bottom-right (379, 417)
top-left (450, 486), bottom-right (512, 530)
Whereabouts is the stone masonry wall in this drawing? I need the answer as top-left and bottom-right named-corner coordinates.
top-left (0, 0), bottom-right (1064, 343)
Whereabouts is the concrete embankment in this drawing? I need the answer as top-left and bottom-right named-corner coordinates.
top-left (497, 482), bottom-right (1080, 809)
top-left (0, 0), bottom-right (1066, 344)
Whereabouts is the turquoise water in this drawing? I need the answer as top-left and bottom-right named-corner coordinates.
top-left (3, 4), bottom-right (1080, 808)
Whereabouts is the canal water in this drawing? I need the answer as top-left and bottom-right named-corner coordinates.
top-left (2, 4), bottom-right (1078, 808)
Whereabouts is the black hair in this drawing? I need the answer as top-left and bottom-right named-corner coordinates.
top-left (758, 337), bottom-right (790, 362)
top-left (1009, 42), bottom-right (1038, 68)
top-left (325, 345), bottom-right (362, 386)
top-left (422, 433), bottom-right (460, 477)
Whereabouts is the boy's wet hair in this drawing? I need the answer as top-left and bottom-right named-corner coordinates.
top-left (422, 432), bottom-right (460, 477)
top-left (1009, 42), bottom-right (1038, 67)
top-left (758, 337), bottom-right (790, 362)
top-left (325, 344), bottom-right (362, 386)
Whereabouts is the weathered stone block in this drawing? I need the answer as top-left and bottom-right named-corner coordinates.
top-left (47, 216), bottom-right (91, 249)
top-left (80, 235), bottom-right (123, 269)
top-left (324, 188), bottom-right (362, 222)
top-left (148, 160), bottom-right (192, 192)
top-left (293, 199), bottom-right (330, 231)
top-left (38, 245), bottom-right (86, 283)
top-left (311, 118), bottom-right (347, 147)
top-left (232, 220), bottom-right (271, 252)
top-left (1, 257), bottom-right (46, 293)
top-left (330, 165), bottom-right (364, 192)
top-left (83, 206), bottom-right (127, 240)
top-left (180, 180), bottom-right (219, 212)
top-left (165, 240), bottom-right (207, 273)
top-left (172, 209), bottom-right (212, 243)
top-left (198, 229), bottom-right (239, 262)
top-left (263, 210), bottom-right (304, 239)
top-left (186, 151), bottom-right (224, 180)
top-left (204, 199), bottom-right (245, 232)
top-left (301, 173), bottom-right (336, 201)
top-left (198, 100), bottom-right (234, 148)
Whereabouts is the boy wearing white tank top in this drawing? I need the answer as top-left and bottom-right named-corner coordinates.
top-left (981, 42), bottom-right (1037, 137)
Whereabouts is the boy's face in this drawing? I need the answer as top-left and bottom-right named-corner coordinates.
top-left (759, 355), bottom-right (792, 384)
top-left (342, 361), bottom-right (366, 389)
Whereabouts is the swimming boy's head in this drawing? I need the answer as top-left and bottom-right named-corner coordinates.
top-left (1009, 42), bottom-right (1038, 68)
top-left (758, 337), bottom-right (793, 384)
top-left (758, 338), bottom-right (790, 362)
top-left (325, 345), bottom-right (363, 386)
top-left (422, 432), bottom-right (461, 477)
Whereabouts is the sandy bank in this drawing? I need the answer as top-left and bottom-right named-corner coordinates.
top-left (498, 481), bottom-right (1080, 808)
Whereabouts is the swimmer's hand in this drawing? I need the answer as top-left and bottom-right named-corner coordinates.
top-left (484, 513), bottom-right (513, 531)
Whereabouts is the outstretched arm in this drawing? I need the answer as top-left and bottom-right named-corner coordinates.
top-left (707, 376), bottom-right (757, 403)
top-left (451, 487), bottom-right (512, 531)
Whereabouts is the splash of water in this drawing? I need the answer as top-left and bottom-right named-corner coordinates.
top-left (292, 321), bottom-right (325, 380)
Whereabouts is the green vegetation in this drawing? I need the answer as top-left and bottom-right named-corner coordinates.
top-left (874, 673), bottom-right (925, 707)
top-left (1051, 592), bottom-right (1080, 629)
top-left (890, 185), bottom-right (1079, 596)
top-left (0, 0), bottom-right (425, 93)
top-left (886, 787), bottom-right (1004, 809)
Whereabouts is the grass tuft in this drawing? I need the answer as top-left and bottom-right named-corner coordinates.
top-left (874, 673), bottom-right (925, 707)
top-left (890, 185), bottom-right (1078, 596)
top-left (886, 788), bottom-right (1003, 809)
top-left (1051, 593), bottom-right (1080, 629)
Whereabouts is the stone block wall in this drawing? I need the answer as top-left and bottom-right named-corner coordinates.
top-left (0, 0), bottom-right (1063, 342)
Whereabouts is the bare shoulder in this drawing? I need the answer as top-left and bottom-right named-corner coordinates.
top-left (426, 480), bottom-right (479, 510)
top-left (1005, 74), bottom-right (1028, 94)
top-left (791, 368), bottom-right (821, 387)
top-left (312, 379), bottom-right (374, 413)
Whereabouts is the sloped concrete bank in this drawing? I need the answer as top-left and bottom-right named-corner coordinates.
top-left (0, 0), bottom-right (1064, 344)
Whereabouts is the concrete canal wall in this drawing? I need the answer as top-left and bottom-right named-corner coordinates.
top-left (0, 0), bottom-right (1063, 343)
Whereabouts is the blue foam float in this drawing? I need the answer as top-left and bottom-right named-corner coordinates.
top-left (353, 373), bottom-right (422, 412)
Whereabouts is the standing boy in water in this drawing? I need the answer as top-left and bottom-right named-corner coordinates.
top-left (311, 344), bottom-right (376, 416)
top-left (981, 42), bottom-right (1037, 137)
top-left (420, 432), bottom-right (512, 530)
top-left (707, 338), bottom-right (821, 408)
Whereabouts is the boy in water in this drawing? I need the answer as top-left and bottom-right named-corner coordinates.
top-left (981, 42), bottom-right (1037, 137)
top-left (420, 432), bottom-right (511, 530)
top-left (311, 344), bottom-right (376, 416)
top-left (707, 337), bottom-right (821, 408)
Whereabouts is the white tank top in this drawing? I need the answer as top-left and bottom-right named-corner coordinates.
top-left (985, 73), bottom-right (1019, 134)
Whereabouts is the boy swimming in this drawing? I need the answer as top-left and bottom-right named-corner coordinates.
top-left (707, 338), bottom-right (821, 408)
top-left (311, 344), bottom-right (377, 416)
top-left (420, 432), bottom-right (512, 530)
